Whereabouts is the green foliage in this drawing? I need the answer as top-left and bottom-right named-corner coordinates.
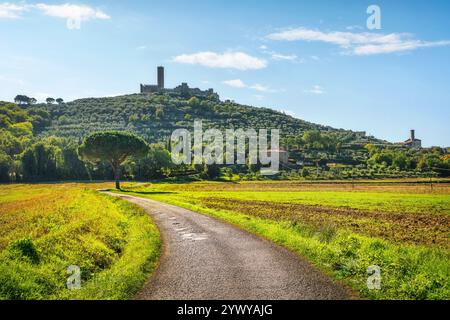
top-left (1, 94), bottom-right (449, 182)
top-left (187, 96), bottom-right (200, 107)
top-left (79, 131), bottom-right (148, 188)
top-left (300, 167), bottom-right (310, 178)
top-left (0, 184), bottom-right (161, 300)
top-left (28, 93), bottom-right (336, 142)
top-left (9, 122), bottom-right (33, 137)
top-left (79, 131), bottom-right (148, 164)
top-left (202, 163), bottom-right (221, 179)
top-left (367, 146), bottom-right (450, 177)
top-left (21, 141), bottom-right (59, 181)
top-left (7, 237), bottom-right (40, 264)
top-left (131, 143), bottom-right (172, 180)
top-left (155, 106), bottom-right (164, 119)
top-left (14, 95), bottom-right (34, 105)
top-left (120, 182), bottom-right (450, 300)
top-left (0, 151), bottom-right (13, 181)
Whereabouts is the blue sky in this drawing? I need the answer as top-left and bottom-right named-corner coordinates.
top-left (1, 0), bottom-right (449, 146)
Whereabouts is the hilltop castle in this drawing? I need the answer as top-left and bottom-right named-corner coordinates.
top-left (140, 66), bottom-right (219, 100)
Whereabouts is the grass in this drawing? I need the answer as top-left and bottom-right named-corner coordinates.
top-left (0, 183), bottom-right (161, 300)
top-left (201, 191), bottom-right (450, 214)
top-left (119, 180), bottom-right (450, 300)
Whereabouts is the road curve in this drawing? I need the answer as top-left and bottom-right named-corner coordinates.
top-left (106, 192), bottom-right (351, 300)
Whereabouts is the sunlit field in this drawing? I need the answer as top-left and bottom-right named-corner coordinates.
top-left (120, 180), bottom-right (450, 300)
top-left (0, 183), bottom-right (160, 300)
top-left (1, 180), bottom-right (449, 300)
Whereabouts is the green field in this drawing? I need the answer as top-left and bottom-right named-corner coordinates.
top-left (119, 181), bottom-right (450, 300)
top-left (0, 183), bottom-right (161, 300)
top-left (1, 180), bottom-right (449, 300)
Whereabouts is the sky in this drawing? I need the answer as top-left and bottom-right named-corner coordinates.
top-left (1, 0), bottom-right (449, 147)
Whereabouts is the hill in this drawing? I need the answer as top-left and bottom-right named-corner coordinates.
top-left (1, 92), bottom-right (449, 182)
top-left (33, 92), bottom-right (381, 145)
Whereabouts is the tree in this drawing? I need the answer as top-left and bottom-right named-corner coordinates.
top-left (46, 97), bottom-right (55, 104)
top-left (14, 95), bottom-right (30, 105)
top-left (79, 131), bottom-right (148, 189)
top-left (187, 96), bottom-right (200, 107)
top-left (300, 167), bottom-right (310, 178)
top-left (29, 98), bottom-right (37, 105)
top-left (61, 143), bottom-right (88, 180)
top-left (28, 108), bottom-right (51, 130)
top-left (132, 144), bottom-right (172, 180)
top-left (21, 142), bottom-right (59, 181)
top-left (0, 151), bottom-right (13, 182)
top-left (9, 122), bottom-right (33, 137)
top-left (0, 130), bottom-right (24, 156)
top-left (365, 143), bottom-right (378, 157)
top-left (56, 98), bottom-right (64, 105)
top-left (203, 163), bottom-right (220, 179)
top-left (224, 167), bottom-right (233, 180)
top-left (155, 106), bottom-right (164, 119)
top-left (392, 152), bottom-right (407, 170)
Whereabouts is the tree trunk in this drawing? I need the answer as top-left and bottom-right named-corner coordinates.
top-left (113, 164), bottom-right (121, 190)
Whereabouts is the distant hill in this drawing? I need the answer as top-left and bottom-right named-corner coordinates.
top-left (26, 92), bottom-right (385, 146)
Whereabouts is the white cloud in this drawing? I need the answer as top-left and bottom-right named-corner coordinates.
top-left (0, 3), bottom-right (110, 27)
top-left (173, 51), bottom-right (267, 70)
top-left (223, 79), bottom-right (275, 93)
top-left (267, 27), bottom-right (404, 45)
top-left (266, 27), bottom-right (450, 55)
top-left (353, 40), bottom-right (450, 55)
top-left (0, 3), bottom-right (28, 19)
top-left (223, 79), bottom-right (247, 88)
top-left (270, 53), bottom-right (298, 61)
top-left (305, 85), bottom-right (325, 95)
top-left (136, 45), bottom-right (147, 50)
top-left (259, 46), bottom-right (300, 63)
top-left (249, 83), bottom-right (270, 92)
top-left (35, 3), bottom-right (110, 21)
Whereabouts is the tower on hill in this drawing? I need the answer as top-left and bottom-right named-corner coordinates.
top-left (157, 66), bottom-right (164, 89)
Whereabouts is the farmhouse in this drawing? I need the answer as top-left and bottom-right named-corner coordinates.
top-left (398, 130), bottom-right (422, 149)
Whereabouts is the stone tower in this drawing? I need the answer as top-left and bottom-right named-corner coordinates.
top-left (157, 66), bottom-right (164, 89)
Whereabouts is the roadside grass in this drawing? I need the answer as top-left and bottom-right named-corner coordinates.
top-left (0, 183), bottom-right (160, 300)
top-left (120, 181), bottom-right (450, 300)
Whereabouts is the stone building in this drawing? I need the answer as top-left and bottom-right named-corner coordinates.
top-left (399, 130), bottom-right (422, 149)
top-left (140, 66), bottom-right (219, 100)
